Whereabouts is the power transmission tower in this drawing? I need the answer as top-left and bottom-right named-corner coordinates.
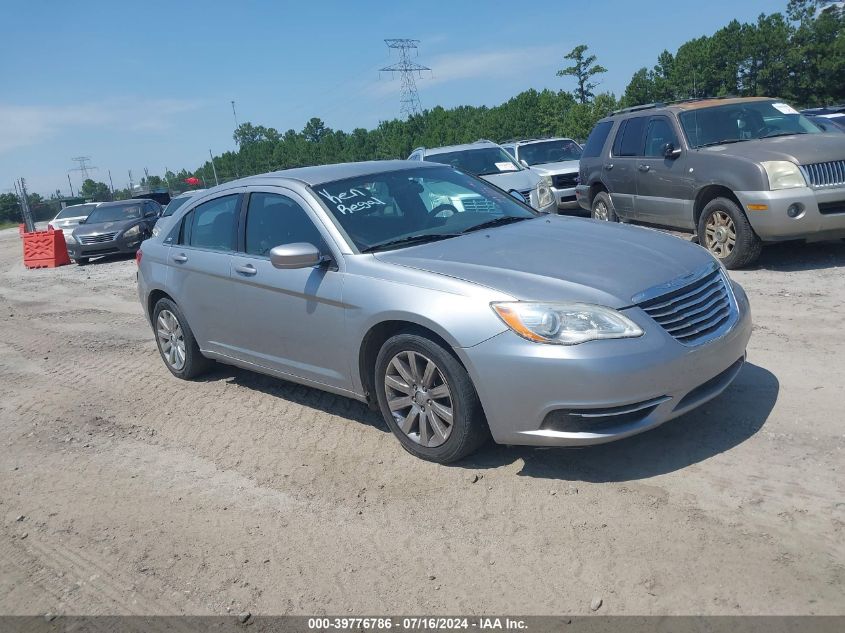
top-left (380, 39), bottom-right (430, 118)
top-left (69, 156), bottom-right (98, 181)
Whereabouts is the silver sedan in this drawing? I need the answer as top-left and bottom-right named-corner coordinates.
top-left (137, 160), bottom-right (751, 463)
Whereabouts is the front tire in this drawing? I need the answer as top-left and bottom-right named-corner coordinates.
top-left (698, 197), bottom-right (762, 269)
top-left (374, 333), bottom-right (489, 463)
top-left (152, 298), bottom-right (212, 379)
top-left (75, 257), bottom-right (89, 265)
top-left (591, 191), bottom-right (617, 222)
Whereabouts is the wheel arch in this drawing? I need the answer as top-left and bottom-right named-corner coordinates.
top-left (693, 185), bottom-right (743, 229)
top-left (588, 180), bottom-right (608, 206)
top-left (147, 288), bottom-right (176, 324)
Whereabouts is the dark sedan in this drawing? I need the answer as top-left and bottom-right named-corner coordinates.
top-left (68, 199), bottom-right (161, 264)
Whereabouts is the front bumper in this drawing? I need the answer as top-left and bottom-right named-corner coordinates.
top-left (68, 233), bottom-right (144, 260)
top-left (736, 186), bottom-right (845, 241)
top-left (552, 186), bottom-right (580, 210)
top-left (456, 282), bottom-right (752, 446)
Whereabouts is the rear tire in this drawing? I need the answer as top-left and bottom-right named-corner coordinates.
top-left (374, 333), bottom-right (489, 463)
top-left (591, 191), bottom-right (618, 222)
top-left (697, 197), bottom-right (762, 269)
top-left (75, 257), bottom-right (89, 265)
top-left (152, 298), bottom-right (212, 380)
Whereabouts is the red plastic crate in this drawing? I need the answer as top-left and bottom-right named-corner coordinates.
top-left (21, 228), bottom-right (71, 269)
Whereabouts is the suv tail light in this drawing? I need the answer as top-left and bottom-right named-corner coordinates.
top-left (135, 250), bottom-right (142, 266)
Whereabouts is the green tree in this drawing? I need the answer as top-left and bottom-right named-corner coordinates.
top-left (79, 179), bottom-right (112, 202)
top-left (556, 44), bottom-right (608, 104)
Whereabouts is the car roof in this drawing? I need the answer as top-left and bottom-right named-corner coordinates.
top-left (174, 188), bottom-right (206, 198)
top-left (508, 137), bottom-right (578, 146)
top-left (208, 160), bottom-right (445, 190)
top-left (672, 96), bottom-right (774, 111)
top-left (95, 199), bottom-right (149, 207)
top-left (423, 141), bottom-right (501, 155)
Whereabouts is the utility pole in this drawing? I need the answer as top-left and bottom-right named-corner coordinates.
top-left (67, 174), bottom-right (75, 197)
top-left (380, 39), bottom-right (430, 119)
top-left (209, 149), bottom-right (219, 186)
top-left (108, 170), bottom-right (115, 195)
top-left (69, 156), bottom-right (97, 181)
top-left (18, 178), bottom-right (35, 232)
top-left (128, 170), bottom-right (134, 193)
top-left (231, 100), bottom-right (239, 129)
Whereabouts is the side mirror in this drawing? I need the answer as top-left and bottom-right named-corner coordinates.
top-left (78, 218), bottom-right (85, 224)
top-left (520, 159), bottom-right (530, 168)
top-left (269, 243), bottom-right (323, 269)
top-left (508, 189), bottom-right (525, 202)
top-left (663, 143), bottom-right (682, 159)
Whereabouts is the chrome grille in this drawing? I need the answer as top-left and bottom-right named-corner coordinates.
top-left (79, 231), bottom-right (118, 245)
top-left (636, 265), bottom-right (735, 346)
top-left (460, 196), bottom-right (497, 213)
top-left (802, 160), bottom-right (845, 188)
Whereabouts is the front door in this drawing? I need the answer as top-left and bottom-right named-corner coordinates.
top-left (227, 188), bottom-right (351, 391)
top-left (634, 116), bottom-right (695, 229)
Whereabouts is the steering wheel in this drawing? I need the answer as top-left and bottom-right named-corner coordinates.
top-left (426, 203), bottom-right (459, 227)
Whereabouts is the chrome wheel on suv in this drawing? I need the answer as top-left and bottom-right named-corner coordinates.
top-left (697, 197), bottom-right (762, 270)
top-left (384, 350), bottom-right (454, 448)
top-left (591, 191), bottom-right (617, 222)
top-left (703, 210), bottom-right (736, 258)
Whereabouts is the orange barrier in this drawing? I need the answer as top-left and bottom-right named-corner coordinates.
top-left (21, 227), bottom-right (72, 269)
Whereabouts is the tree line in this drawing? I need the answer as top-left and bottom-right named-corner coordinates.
top-left (8, 0), bottom-right (840, 217)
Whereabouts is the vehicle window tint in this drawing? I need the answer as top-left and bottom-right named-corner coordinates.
top-left (616, 117), bottom-right (647, 156)
top-left (583, 120), bottom-right (614, 158)
top-left (644, 117), bottom-right (679, 157)
top-left (611, 120), bottom-right (628, 156)
top-left (245, 193), bottom-right (325, 257)
top-left (187, 195), bottom-right (238, 251)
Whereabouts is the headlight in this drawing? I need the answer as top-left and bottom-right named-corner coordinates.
top-left (762, 161), bottom-right (806, 190)
top-left (65, 233), bottom-right (77, 244)
top-left (491, 302), bottom-right (643, 345)
top-left (537, 179), bottom-right (553, 208)
top-left (123, 224), bottom-right (141, 239)
top-left (151, 225), bottom-right (162, 237)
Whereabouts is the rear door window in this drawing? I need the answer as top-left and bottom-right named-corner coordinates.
top-left (181, 195), bottom-right (239, 251)
top-left (615, 117), bottom-right (647, 157)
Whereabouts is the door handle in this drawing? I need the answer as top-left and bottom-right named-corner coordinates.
top-left (234, 264), bottom-right (257, 276)
top-left (638, 164), bottom-right (650, 172)
top-left (172, 253), bottom-right (188, 263)
top-left (604, 163), bottom-right (614, 171)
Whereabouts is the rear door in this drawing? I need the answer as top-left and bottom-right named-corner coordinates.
top-left (604, 116), bottom-right (647, 219)
top-left (634, 115), bottom-right (694, 229)
top-left (166, 190), bottom-right (243, 355)
top-left (227, 187), bottom-right (350, 390)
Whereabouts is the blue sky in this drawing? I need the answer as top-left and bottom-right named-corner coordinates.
top-left (1, 0), bottom-right (787, 195)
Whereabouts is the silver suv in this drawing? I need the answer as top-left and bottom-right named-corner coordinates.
top-left (502, 138), bottom-right (582, 211)
top-left (576, 97), bottom-right (845, 268)
top-left (409, 140), bottom-right (556, 214)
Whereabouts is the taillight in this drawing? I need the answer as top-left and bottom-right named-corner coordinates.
top-left (135, 250), bottom-right (143, 266)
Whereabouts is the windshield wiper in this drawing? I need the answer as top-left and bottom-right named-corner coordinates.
top-left (360, 233), bottom-right (460, 253)
top-left (696, 138), bottom-right (751, 149)
top-left (460, 216), bottom-right (531, 234)
top-left (761, 130), bottom-right (808, 139)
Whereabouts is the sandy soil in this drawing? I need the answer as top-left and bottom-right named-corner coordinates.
top-left (0, 225), bottom-right (843, 616)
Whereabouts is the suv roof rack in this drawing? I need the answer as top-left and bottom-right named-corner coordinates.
top-left (611, 102), bottom-right (665, 116)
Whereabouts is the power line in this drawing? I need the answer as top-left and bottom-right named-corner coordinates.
top-left (380, 38), bottom-right (430, 119)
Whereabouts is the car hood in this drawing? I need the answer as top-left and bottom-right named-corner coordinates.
top-left (51, 216), bottom-right (87, 227)
top-left (73, 218), bottom-right (139, 236)
top-left (703, 133), bottom-right (845, 164)
top-left (527, 160), bottom-right (581, 176)
top-left (374, 216), bottom-right (715, 308)
top-left (479, 169), bottom-right (541, 191)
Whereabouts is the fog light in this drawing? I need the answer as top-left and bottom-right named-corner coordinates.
top-left (787, 203), bottom-right (804, 218)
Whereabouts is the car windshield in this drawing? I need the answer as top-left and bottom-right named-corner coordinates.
top-left (680, 100), bottom-right (821, 148)
top-left (424, 147), bottom-right (522, 177)
top-left (85, 204), bottom-right (143, 224)
top-left (312, 166), bottom-right (536, 252)
top-left (55, 203), bottom-right (97, 219)
top-left (518, 140), bottom-right (582, 165)
top-left (162, 195), bottom-right (193, 217)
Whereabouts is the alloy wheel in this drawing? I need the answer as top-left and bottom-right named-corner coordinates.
top-left (156, 309), bottom-right (186, 371)
top-left (594, 200), bottom-right (609, 221)
top-left (384, 351), bottom-right (454, 448)
top-left (704, 210), bottom-right (736, 258)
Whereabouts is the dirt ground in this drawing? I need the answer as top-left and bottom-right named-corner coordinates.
top-left (0, 225), bottom-right (843, 616)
